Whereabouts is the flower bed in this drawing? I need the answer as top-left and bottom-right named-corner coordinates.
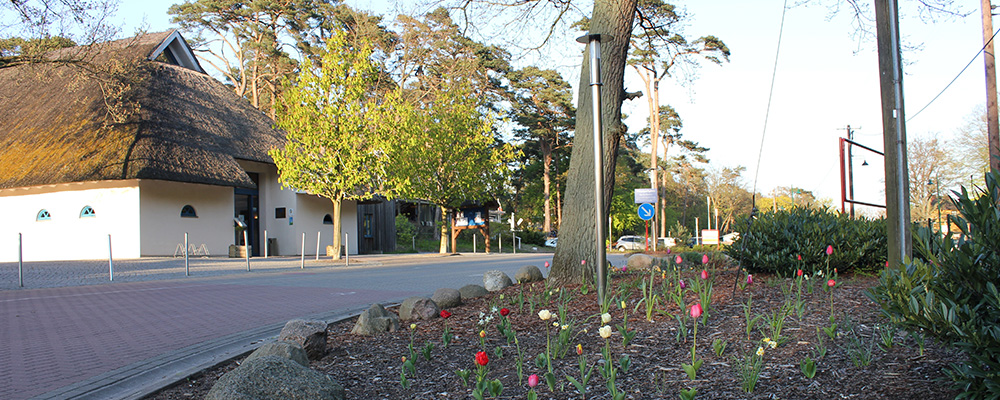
top-left (150, 266), bottom-right (963, 399)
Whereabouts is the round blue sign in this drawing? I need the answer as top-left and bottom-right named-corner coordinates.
top-left (637, 203), bottom-right (654, 221)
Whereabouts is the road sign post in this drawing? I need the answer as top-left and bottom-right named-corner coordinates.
top-left (637, 203), bottom-right (654, 251)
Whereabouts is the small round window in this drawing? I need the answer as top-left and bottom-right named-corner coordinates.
top-left (36, 209), bottom-right (51, 221)
top-left (80, 206), bottom-right (96, 218)
top-left (181, 205), bottom-right (198, 218)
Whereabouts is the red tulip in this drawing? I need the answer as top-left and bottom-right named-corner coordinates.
top-left (440, 310), bottom-right (452, 319)
top-left (475, 351), bottom-right (489, 366)
top-left (827, 279), bottom-right (836, 287)
top-left (690, 303), bottom-right (703, 319)
top-left (797, 269), bottom-right (803, 277)
top-left (544, 261), bottom-right (550, 268)
top-left (700, 269), bottom-right (709, 280)
top-left (826, 245), bottom-right (833, 256)
top-left (675, 255), bottom-right (682, 264)
top-left (500, 308), bottom-right (510, 316)
top-left (797, 254), bottom-right (802, 261)
top-left (528, 374), bottom-right (539, 388)
top-left (702, 254), bottom-right (709, 264)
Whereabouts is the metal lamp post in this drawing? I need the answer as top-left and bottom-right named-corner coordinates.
top-left (577, 33), bottom-right (609, 306)
top-left (927, 178), bottom-right (941, 232)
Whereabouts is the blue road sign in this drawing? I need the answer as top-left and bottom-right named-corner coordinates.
top-left (637, 203), bottom-right (654, 221)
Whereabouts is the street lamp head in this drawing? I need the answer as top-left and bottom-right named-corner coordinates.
top-left (926, 179), bottom-right (934, 186)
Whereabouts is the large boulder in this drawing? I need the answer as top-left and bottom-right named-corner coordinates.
top-left (278, 319), bottom-right (327, 361)
top-left (245, 341), bottom-right (309, 367)
top-left (515, 265), bottom-right (544, 283)
top-left (459, 284), bottom-right (489, 300)
top-left (431, 288), bottom-right (462, 309)
top-left (399, 296), bottom-right (440, 321)
top-left (626, 253), bottom-right (655, 271)
top-left (206, 356), bottom-right (345, 400)
top-left (350, 303), bottom-right (400, 336)
top-left (483, 270), bottom-right (513, 292)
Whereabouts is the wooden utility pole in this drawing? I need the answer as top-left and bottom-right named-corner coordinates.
top-left (875, 0), bottom-right (912, 267)
top-left (983, 0), bottom-right (1000, 172)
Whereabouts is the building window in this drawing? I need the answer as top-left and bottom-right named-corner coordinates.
top-left (36, 209), bottom-right (51, 221)
top-left (80, 206), bottom-right (96, 218)
top-left (181, 205), bottom-right (198, 218)
top-left (275, 207), bottom-right (287, 219)
top-left (323, 214), bottom-right (333, 225)
top-left (363, 214), bottom-right (373, 238)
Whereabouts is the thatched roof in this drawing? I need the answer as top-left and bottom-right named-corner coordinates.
top-left (0, 31), bottom-right (280, 189)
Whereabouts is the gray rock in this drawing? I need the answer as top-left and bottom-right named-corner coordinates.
top-left (206, 356), bottom-right (344, 400)
top-left (350, 303), bottom-right (400, 336)
top-left (399, 296), bottom-right (440, 321)
top-left (277, 319), bottom-right (327, 360)
top-left (483, 270), bottom-right (513, 292)
top-left (431, 288), bottom-right (462, 309)
top-left (626, 253), bottom-right (655, 271)
top-left (245, 341), bottom-right (309, 367)
top-left (515, 265), bottom-right (544, 283)
top-left (459, 284), bottom-right (489, 300)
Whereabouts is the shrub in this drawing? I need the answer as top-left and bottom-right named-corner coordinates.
top-left (725, 207), bottom-right (886, 276)
top-left (867, 170), bottom-right (1000, 398)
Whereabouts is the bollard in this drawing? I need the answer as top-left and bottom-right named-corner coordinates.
top-left (244, 230), bottom-right (250, 272)
top-left (18, 232), bottom-right (23, 287)
top-left (473, 234), bottom-right (476, 253)
top-left (263, 230), bottom-right (268, 259)
top-left (316, 231), bottom-right (321, 261)
top-left (512, 232), bottom-right (516, 254)
top-left (344, 233), bottom-right (349, 266)
top-left (300, 232), bottom-right (305, 269)
top-left (108, 234), bottom-right (114, 281)
top-left (184, 232), bottom-right (190, 276)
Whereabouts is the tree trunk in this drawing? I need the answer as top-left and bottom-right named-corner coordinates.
top-left (542, 141), bottom-right (553, 235)
top-left (650, 79), bottom-right (660, 240)
top-left (331, 197), bottom-right (342, 260)
top-left (438, 205), bottom-right (450, 253)
top-left (550, 0), bottom-right (637, 286)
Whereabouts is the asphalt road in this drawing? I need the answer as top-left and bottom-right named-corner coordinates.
top-left (0, 252), bottom-right (626, 400)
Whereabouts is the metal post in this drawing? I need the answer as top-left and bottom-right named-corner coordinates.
top-left (344, 233), bottom-right (349, 266)
top-left (184, 232), bottom-right (189, 276)
top-left (512, 232), bottom-right (516, 254)
top-left (474, 234), bottom-right (477, 253)
top-left (316, 231), bottom-right (321, 261)
top-left (577, 34), bottom-right (608, 305)
top-left (108, 234), bottom-right (113, 281)
top-left (243, 230), bottom-right (250, 272)
top-left (840, 137), bottom-right (847, 213)
top-left (300, 233), bottom-right (305, 269)
top-left (263, 230), bottom-right (268, 258)
top-left (18, 232), bottom-right (23, 287)
top-left (847, 126), bottom-right (856, 218)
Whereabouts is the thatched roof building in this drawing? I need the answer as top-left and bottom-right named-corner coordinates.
top-left (0, 30), bottom-right (282, 190)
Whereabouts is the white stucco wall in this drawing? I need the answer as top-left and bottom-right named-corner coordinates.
top-left (293, 194), bottom-right (358, 256)
top-left (138, 180), bottom-right (233, 257)
top-left (0, 181), bottom-right (141, 262)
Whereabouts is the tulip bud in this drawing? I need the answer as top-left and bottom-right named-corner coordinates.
top-left (479, 330), bottom-right (486, 338)
top-left (747, 274), bottom-right (753, 285)
top-left (599, 325), bottom-right (612, 338)
top-left (690, 303), bottom-right (703, 319)
top-left (538, 309), bottom-right (551, 320)
top-left (797, 254), bottom-right (802, 261)
top-left (700, 269), bottom-right (709, 280)
top-left (581, 259), bottom-right (586, 265)
top-left (797, 269), bottom-right (803, 277)
top-left (528, 374), bottom-right (539, 388)
top-left (601, 313), bottom-right (612, 324)
top-left (679, 279), bottom-right (686, 289)
top-left (827, 279), bottom-right (836, 287)
top-left (544, 261), bottom-right (550, 268)
top-left (410, 323), bottom-right (416, 330)
top-left (675, 255), bottom-right (682, 264)
top-left (702, 254), bottom-right (709, 264)
top-left (576, 344), bottom-right (583, 355)
top-left (826, 245), bottom-right (833, 256)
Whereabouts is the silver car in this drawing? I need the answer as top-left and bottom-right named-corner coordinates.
top-left (615, 235), bottom-right (650, 251)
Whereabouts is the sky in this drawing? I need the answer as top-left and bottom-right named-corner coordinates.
top-left (114, 0), bottom-right (989, 213)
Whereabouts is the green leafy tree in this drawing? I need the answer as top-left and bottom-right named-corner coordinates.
top-left (508, 66), bottom-right (575, 236)
top-left (269, 31), bottom-right (398, 260)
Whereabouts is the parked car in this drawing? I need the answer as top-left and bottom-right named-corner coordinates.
top-left (722, 232), bottom-right (740, 245)
top-left (615, 235), bottom-right (650, 251)
top-left (656, 237), bottom-right (676, 249)
top-left (544, 237), bottom-right (558, 247)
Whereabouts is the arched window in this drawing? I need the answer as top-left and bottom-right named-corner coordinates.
top-left (323, 214), bottom-right (333, 225)
top-left (36, 209), bottom-right (51, 221)
top-left (181, 205), bottom-right (198, 218)
top-left (80, 206), bottom-right (96, 218)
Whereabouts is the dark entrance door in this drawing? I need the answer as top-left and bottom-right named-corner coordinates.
top-left (234, 172), bottom-right (261, 256)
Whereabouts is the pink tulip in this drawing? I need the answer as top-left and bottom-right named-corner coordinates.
top-left (621, 266), bottom-right (628, 272)
top-left (544, 261), bottom-right (550, 268)
top-left (675, 255), bottom-right (682, 264)
top-left (797, 254), bottom-right (802, 261)
top-left (826, 245), bottom-right (833, 256)
top-left (700, 269), bottom-right (709, 280)
top-left (828, 279), bottom-right (836, 287)
top-left (581, 259), bottom-right (586, 265)
top-left (702, 254), bottom-right (709, 264)
top-left (690, 303), bottom-right (703, 319)
top-left (747, 274), bottom-right (753, 285)
top-left (528, 374), bottom-right (539, 388)
top-left (666, 248), bottom-right (671, 254)
top-left (679, 279), bottom-right (686, 289)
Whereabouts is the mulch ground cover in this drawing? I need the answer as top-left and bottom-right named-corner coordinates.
top-left (149, 264), bottom-right (965, 399)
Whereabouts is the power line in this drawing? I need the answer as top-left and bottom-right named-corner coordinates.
top-left (907, 26), bottom-right (1000, 123)
top-left (751, 0), bottom-right (790, 196)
